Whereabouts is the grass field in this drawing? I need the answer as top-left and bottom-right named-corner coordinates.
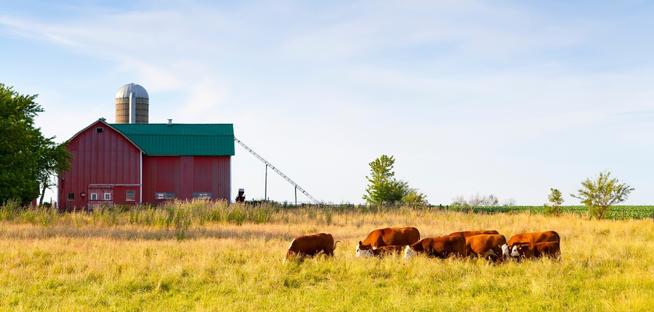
top-left (1, 204), bottom-right (654, 311)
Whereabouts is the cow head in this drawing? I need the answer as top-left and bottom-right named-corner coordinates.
top-left (403, 245), bottom-right (417, 259)
top-left (355, 243), bottom-right (374, 257)
top-left (357, 241), bottom-right (373, 250)
top-left (510, 244), bottom-right (521, 257)
top-left (501, 244), bottom-right (510, 258)
top-left (511, 244), bottom-right (531, 258)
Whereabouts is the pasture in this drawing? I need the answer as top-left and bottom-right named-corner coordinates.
top-left (1, 204), bottom-right (653, 311)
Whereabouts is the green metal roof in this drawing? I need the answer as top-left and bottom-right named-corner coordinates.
top-left (111, 123), bottom-right (235, 156)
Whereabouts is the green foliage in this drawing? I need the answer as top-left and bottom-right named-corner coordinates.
top-left (402, 189), bottom-right (428, 207)
top-left (572, 171), bottom-right (634, 219)
top-left (363, 155), bottom-right (408, 205)
top-left (363, 155), bottom-right (427, 206)
top-left (0, 83), bottom-right (70, 205)
top-left (0, 84), bottom-right (42, 204)
top-left (545, 188), bottom-right (564, 215)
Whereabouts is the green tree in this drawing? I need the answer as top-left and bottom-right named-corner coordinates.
top-left (363, 155), bottom-right (409, 205)
top-left (362, 155), bottom-right (428, 206)
top-left (571, 171), bottom-right (634, 219)
top-left (0, 83), bottom-right (70, 205)
top-left (402, 189), bottom-right (428, 207)
top-left (545, 188), bottom-right (564, 215)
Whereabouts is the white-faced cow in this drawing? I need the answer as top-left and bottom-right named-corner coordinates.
top-left (404, 235), bottom-right (466, 259)
top-left (465, 234), bottom-right (510, 262)
top-left (511, 241), bottom-right (561, 259)
top-left (355, 244), bottom-right (405, 258)
top-left (508, 231), bottom-right (560, 259)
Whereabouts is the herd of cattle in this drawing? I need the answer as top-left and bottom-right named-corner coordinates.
top-left (286, 227), bottom-right (561, 262)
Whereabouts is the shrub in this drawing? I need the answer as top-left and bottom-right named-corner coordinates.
top-left (402, 190), bottom-right (428, 207)
top-left (572, 171), bottom-right (634, 219)
top-left (544, 188), bottom-right (564, 216)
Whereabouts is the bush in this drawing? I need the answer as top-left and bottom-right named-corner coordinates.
top-left (544, 188), bottom-right (564, 216)
top-left (572, 172), bottom-right (634, 219)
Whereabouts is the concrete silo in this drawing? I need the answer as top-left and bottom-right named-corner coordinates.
top-left (115, 83), bottom-right (149, 124)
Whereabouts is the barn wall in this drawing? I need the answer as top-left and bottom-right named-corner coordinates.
top-left (58, 121), bottom-right (141, 210)
top-left (142, 156), bottom-right (231, 203)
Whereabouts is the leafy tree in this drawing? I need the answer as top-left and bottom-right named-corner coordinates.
top-left (362, 155), bottom-right (405, 205)
top-left (0, 83), bottom-right (70, 205)
top-left (402, 189), bottom-right (428, 207)
top-left (545, 188), bottom-right (564, 215)
top-left (571, 171), bottom-right (634, 219)
top-left (363, 155), bottom-right (426, 206)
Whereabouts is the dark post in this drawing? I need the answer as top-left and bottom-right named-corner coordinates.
top-left (294, 186), bottom-right (297, 206)
top-left (264, 164), bottom-right (268, 201)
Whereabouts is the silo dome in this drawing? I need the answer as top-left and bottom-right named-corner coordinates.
top-left (115, 83), bottom-right (149, 124)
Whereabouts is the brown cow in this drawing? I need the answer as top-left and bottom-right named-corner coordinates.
top-left (508, 230), bottom-right (560, 246)
top-left (511, 241), bottom-right (561, 259)
top-left (358, 227), bottom-right (420, 251)
top-left (404, 235), bottom-right (466, 259)
top-left (355, 244), bottom-right (405, 258)
top-left (465, 234), bottom-right (509, 261)
top-left (286, 233), bottom-right (339, 260)
top-left (508, 231), bottom-right (560, 258)
top-left (448, 230), bottom-right (499, 239)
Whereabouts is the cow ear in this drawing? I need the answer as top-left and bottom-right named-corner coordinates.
top-left (358, 241), bottom-right (362, 246)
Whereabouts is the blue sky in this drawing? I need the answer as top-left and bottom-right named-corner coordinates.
top-left (2, 0), bottom-right (654, 205)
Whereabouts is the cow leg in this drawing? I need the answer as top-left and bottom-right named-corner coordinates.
top-left (484, 249), bottom-right (497, 261)
top-left (324, 248), bottom-right (334, 257)
top-left (492, 247), bottom-right (505, 262)
top-left (465, 246), bottom-right (475, 258)
top-left (287, 252), bottom-right (306, 262)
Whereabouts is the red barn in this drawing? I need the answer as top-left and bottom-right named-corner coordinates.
top-left (57, 118), bottom-right (234, 211)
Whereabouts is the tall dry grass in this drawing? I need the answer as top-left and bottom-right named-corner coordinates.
top-left (1, 207), bottom-right (653, 311)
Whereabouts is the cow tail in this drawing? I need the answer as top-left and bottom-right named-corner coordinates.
top-left (334, 240), bottom-right (341, 250)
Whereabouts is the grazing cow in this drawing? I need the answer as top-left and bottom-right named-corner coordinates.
top-left (404, 235), bottom-right (466, 259)
top-left (356, 245), bottom-right (405, 258)
top-left (358, 227), bottom-right (420, 251)
top-left (448, 230), bottom-right (499, 239)
top-left (508, 231), bottom-right (560, 247)
top-left (511, 241), bottom-right (561, 259)
top-left (465, 234), bottom-right (509, 261)
top-left (286, 233), bottom-right (339, 260)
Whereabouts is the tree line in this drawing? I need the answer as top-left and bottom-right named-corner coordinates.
top-left (363, 154), bottom-right (634, 219)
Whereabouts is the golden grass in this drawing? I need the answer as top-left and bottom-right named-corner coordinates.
top-left (1, 210), bottom-right (653, 311)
